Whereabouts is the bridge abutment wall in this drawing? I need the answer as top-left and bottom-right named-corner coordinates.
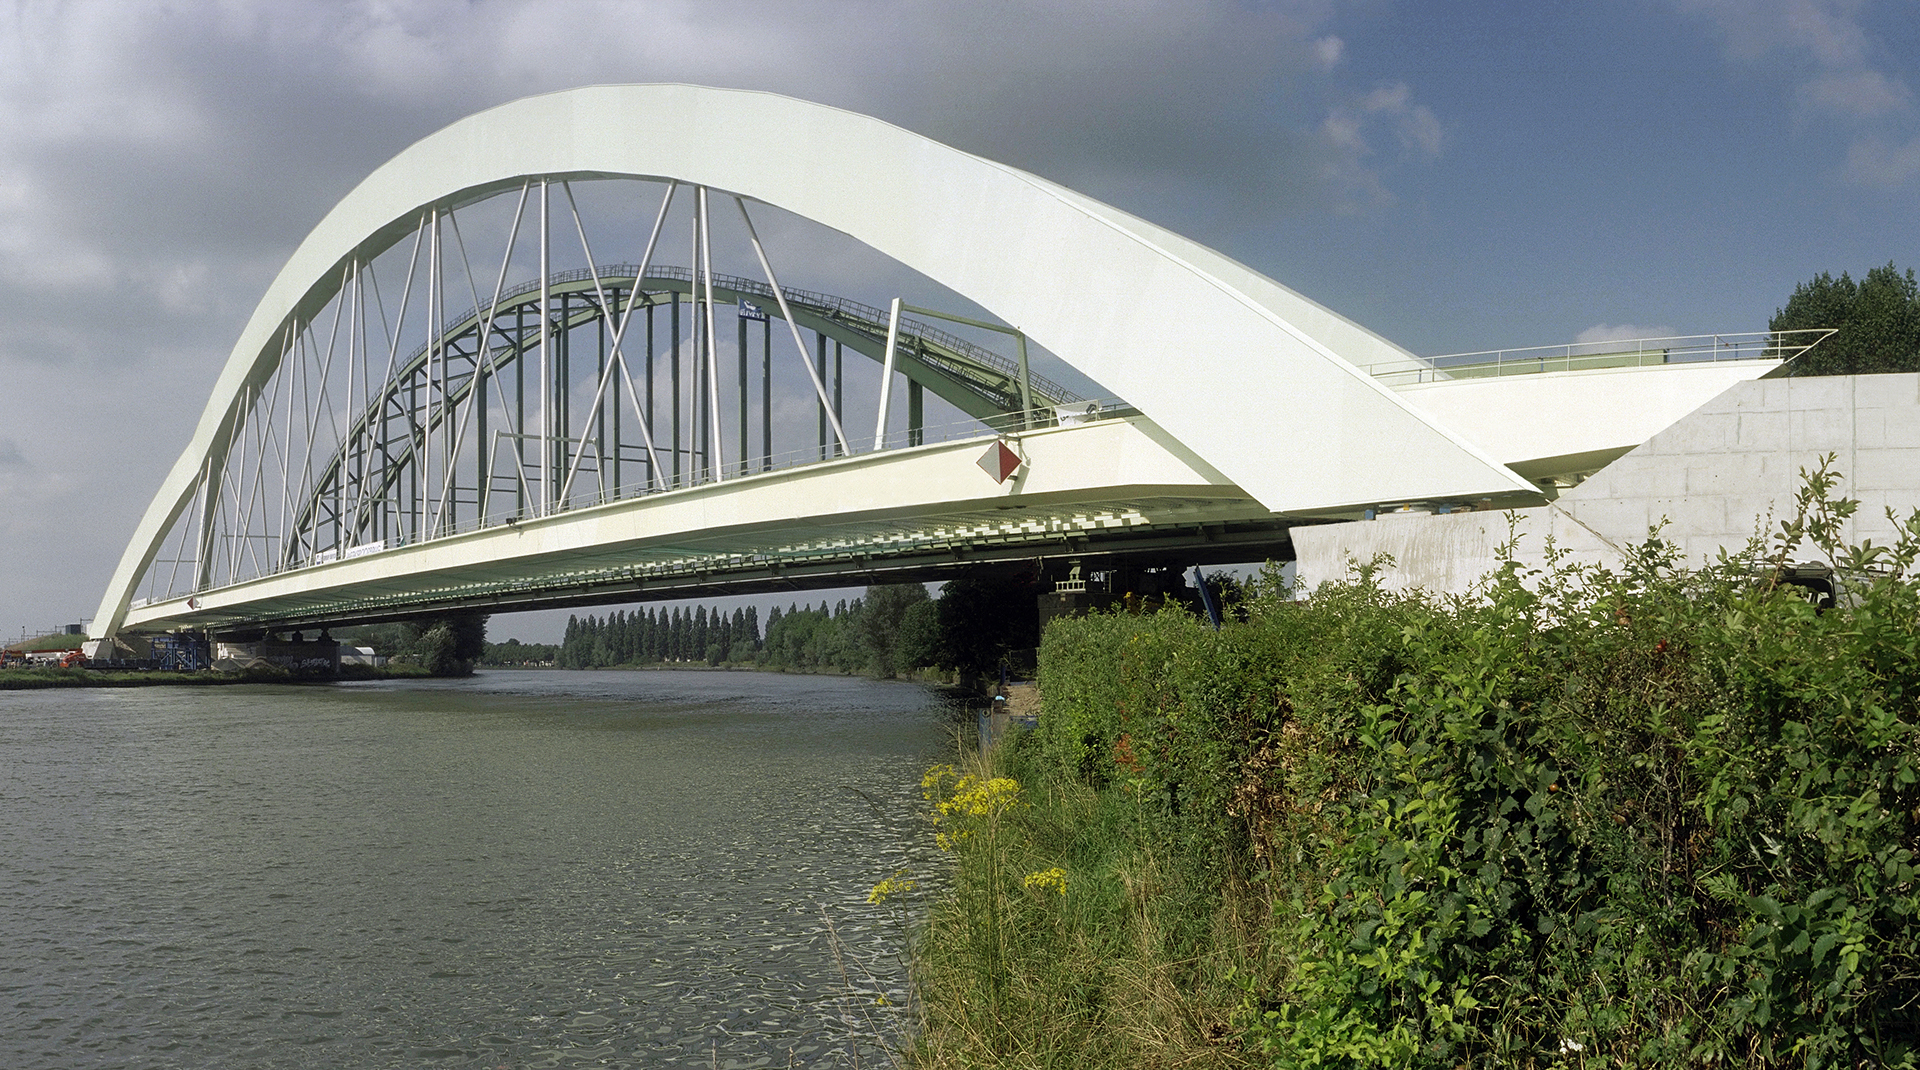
top-left (1295, 373), bottom-right (1920, 596)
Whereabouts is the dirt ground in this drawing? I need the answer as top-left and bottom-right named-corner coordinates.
top-left (1002, 681), bottom-right (1041, 718)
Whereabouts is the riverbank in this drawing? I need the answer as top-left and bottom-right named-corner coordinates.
top-left (907, 499), bottom-right (1920, 1067)
top-left (485, 657), bottom-right (973, 688)
top-left (6, 646), bottom-right (978, 691)
top-left (0, 662), bottom-right (439, 689)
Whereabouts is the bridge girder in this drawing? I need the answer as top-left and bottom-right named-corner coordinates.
top-left (119, 415), bottom-right (1286, 637)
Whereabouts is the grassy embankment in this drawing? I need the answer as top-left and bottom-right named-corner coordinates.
top-left (6, 632), bottom-right (87, 652)
top-left (903, 458), bottom-right (1920, 1069)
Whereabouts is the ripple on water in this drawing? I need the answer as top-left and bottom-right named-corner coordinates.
top-left (0, 670), bottom-right (952, 1069)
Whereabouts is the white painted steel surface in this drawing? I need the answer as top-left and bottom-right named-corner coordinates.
top-left (1397, 360), bottom-right (1780, 481)
top-left (96, 84), bottom-right (1538, 639)
top-left (119, 415), bottom-right (1258, 634)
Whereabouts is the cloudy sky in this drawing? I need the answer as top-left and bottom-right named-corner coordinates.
top-left (2, 0), bottom-right (1917, 642)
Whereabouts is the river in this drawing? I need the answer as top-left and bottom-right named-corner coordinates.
top-left (0, 670), bottom-right (951, 1069)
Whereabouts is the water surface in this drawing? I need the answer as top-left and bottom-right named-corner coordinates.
top-left (0, 669), bottom-right (948, 1068)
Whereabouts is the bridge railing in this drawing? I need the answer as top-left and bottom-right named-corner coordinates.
top-left (186, 397), bottom-right (1134, 590)
top-left (1362, 329), bottom-right (1835, 386)
top-left (241, 492), bottom-right (1164, 631)
top-left (531, 397), bottom-right (1131, 518)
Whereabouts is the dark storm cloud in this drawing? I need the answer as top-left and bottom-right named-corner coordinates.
top-left (816, 2), bottom-right (1347, 225)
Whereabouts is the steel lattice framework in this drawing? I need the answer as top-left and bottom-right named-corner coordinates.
top-left (114, 169), bottom-right (1119, 632)
top-left (279, 263), bottom-right (1087, 579)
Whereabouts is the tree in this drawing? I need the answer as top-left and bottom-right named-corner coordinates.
top-left (445, 612), bottom-right (488, 668)
top-left (1772, 262), bottom-right (1920, 376)
top-left (407, 612), bottom-right (486, 675)
top-left (340, 612), bottom-right (486, 674)
top-left (415, 622), bottom-right (460, 674)
top-left (936, 569), bottom-right (1043, 680)
top-left (898, 598), bottom-right (942, 671)
top-left (760, 602), bottom-right (827, 670)
top-left (859, 583), bottom-right (932, 677)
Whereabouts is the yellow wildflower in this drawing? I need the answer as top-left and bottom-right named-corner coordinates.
top-left (868, 871), bottom-right (918, 904)
top-left (1023, 867), bottom-right (1068, 896)
top-left (921, 764), bottom-right (958, 800)
top-left (934, 775), bottom-right (1022, 819)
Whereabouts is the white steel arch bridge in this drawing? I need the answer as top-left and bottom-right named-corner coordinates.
top-left (91, 85), bottom-right (1804, 644)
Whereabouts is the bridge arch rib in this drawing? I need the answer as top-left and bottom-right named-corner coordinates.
top-left (95, 84), bottom-right (1534, 640)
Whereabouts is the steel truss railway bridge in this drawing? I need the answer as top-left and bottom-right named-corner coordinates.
top-left (89, 85), bottom-right (1815, 647)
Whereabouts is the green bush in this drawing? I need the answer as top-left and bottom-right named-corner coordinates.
top-left (914, 459), bottom-right (1920, 1069)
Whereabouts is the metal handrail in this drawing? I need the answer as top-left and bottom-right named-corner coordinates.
top-left (254, 503), bottom-right (1150, 624)
top-left (1364, 329), bottom-right (1837, 385)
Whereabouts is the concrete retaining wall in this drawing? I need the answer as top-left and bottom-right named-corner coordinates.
top-left (1296, 373), bottom-right (1920, 596)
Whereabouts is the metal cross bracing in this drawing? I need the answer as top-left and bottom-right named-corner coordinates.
top-left (134, 178), bottom-right (1099, 609)
top-left (282, 263), bottom-right (1088, 562)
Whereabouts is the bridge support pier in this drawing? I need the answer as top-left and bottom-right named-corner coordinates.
top-left (211, 632), bottom-right (342, 674)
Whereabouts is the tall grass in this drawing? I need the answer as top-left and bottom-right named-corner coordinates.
top-left (909, 745), bottom-right (1258, 1068)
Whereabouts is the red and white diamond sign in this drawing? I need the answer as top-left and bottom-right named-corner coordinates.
top-left (976, 439), bottom-right (1023, 484)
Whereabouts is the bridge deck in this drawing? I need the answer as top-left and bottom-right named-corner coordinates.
top-left (123, 415), bottom-right (1296, 634)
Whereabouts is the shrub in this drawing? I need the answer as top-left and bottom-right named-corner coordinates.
top-left (911, 459), bottom-right (1920, 1069)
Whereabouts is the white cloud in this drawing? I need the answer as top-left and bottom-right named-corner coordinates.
top-left (1677, 0), bottom-right (1917, 186)
top-left (1801, 70), bottom-right (1911, 118)
top-left (1314, 35), bottom-right (1344, 70)
top-left (1676, 0), bottom-right (1870, 65)
top-left (1400, 104), bottom-right (1443, 157)
top-left (1782, 0), bottom-right (1872, 68)
top-left (1317, 80), bottom-right (1444, 212)
top-left (1577, 324), bottom-right (1677, 345)
top-left (1346, 84), bottom-right (1444, 157)
top-left (1845, 136), bottom-right (1920, 186)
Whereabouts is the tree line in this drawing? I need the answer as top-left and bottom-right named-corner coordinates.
top-left (558, 602), bottom-right (762, 668)
top-left (478, 638), bottom-right (560, 665)
top-left (543, 572), bottom-right (1041, 679)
